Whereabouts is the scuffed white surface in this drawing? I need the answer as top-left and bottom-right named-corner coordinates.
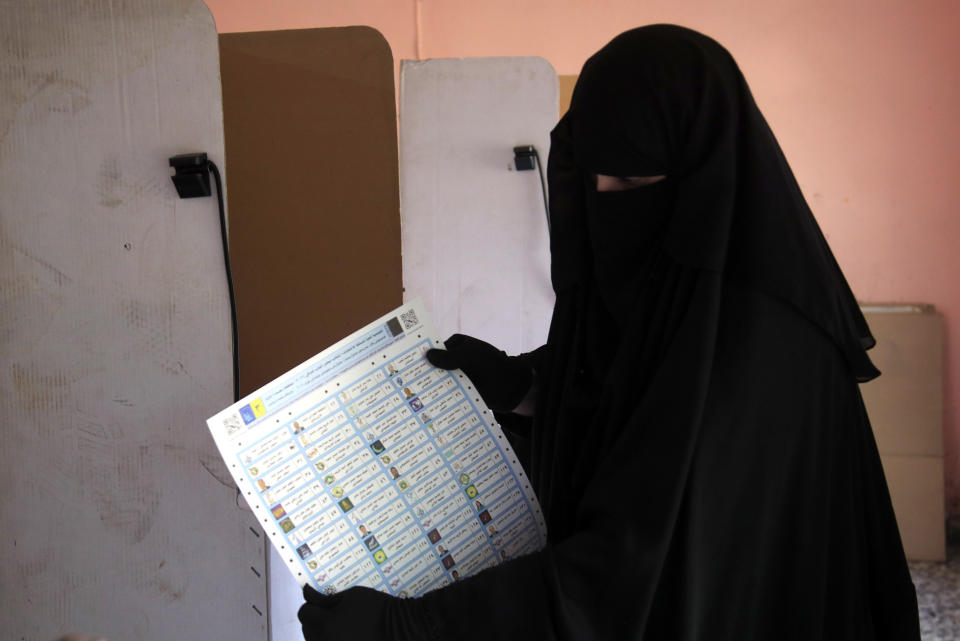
top-left (269, 543), bottom-right (302, 641)
top-left (399, 57), bottom-right (558, 356)
top-left (0, 2), bottom-right (266, 639)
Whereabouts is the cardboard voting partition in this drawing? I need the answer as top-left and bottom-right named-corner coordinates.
top-left (399, 57), bottom-right (558, 357)
top-left (218, 26), bottom-right (403, 637)
top-left (219, 27), bottom-right (403, 396)
top-left (0, 2), bottom-right (266, 639)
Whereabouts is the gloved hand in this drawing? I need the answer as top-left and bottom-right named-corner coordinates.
top-left (426, 334), bottom-right (533, 412)
top-left (298, 584), bottom-right (431, 641)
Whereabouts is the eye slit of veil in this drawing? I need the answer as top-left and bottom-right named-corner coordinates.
top-left (594, 174), bottom-right (667, 191)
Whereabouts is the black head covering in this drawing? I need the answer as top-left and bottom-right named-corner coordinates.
top-left (551, 24), bottom-right (878, 380)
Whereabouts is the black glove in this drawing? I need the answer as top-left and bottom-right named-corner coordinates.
top-left (298, 584), bottom-right (432, 641)
top-left (426, 334), bottom-right (533, 412)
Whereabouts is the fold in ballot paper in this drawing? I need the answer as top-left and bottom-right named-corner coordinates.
top-left (206, 301), bottom-right (547, 597)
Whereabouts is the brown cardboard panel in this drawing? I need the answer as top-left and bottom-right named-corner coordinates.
top-left (559, 74), bottom-right (577, 116)
top-left (861, 306), bottom-right (945, 561)
top-left (220, 27), bottom-right (402, 395)
top-left (880, 455), bottom-right (946, 561)
top-left (861, 309), bottom-right (944, 457)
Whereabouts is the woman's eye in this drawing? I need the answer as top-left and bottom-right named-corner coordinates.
top-left (595, 175), bottom-right (666, 191)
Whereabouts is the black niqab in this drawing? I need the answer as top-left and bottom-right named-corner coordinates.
top-left (420, 25), bottom-right (919, 641)
top-left (563, 25), bottom-right (878, 379)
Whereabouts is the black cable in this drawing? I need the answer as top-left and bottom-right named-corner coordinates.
top-left (208, 160), bottom-right (247, 511)
top-left (208, 160), bottom-right (240, 403)
top-left (532, 149), bottom-right (550, 234)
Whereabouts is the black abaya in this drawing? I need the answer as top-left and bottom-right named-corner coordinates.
top-left (416, 25), bottom-right (919, 640)
top-left (423, 275), bottom-right (918, 641)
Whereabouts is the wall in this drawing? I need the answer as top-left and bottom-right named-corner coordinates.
top-left (203, 0), bottom-right (960, 533)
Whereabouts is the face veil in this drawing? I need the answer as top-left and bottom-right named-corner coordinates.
top-left (582, 176), bottom-right (677, 326)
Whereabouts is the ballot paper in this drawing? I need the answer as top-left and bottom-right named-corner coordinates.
top-left (206, 301), bottom-right (547, 597)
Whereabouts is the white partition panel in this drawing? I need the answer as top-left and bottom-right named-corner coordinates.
top-left (0, 2), bottom-right (266, 640)
top-left (400, 57), bottom-right (558, 355)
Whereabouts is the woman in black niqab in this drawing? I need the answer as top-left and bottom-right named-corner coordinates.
top-left (298, 24), bottom-right (920, 641)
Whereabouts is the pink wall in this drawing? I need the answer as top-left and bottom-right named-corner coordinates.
top-left (205, 0), bottom-right (960, 533)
